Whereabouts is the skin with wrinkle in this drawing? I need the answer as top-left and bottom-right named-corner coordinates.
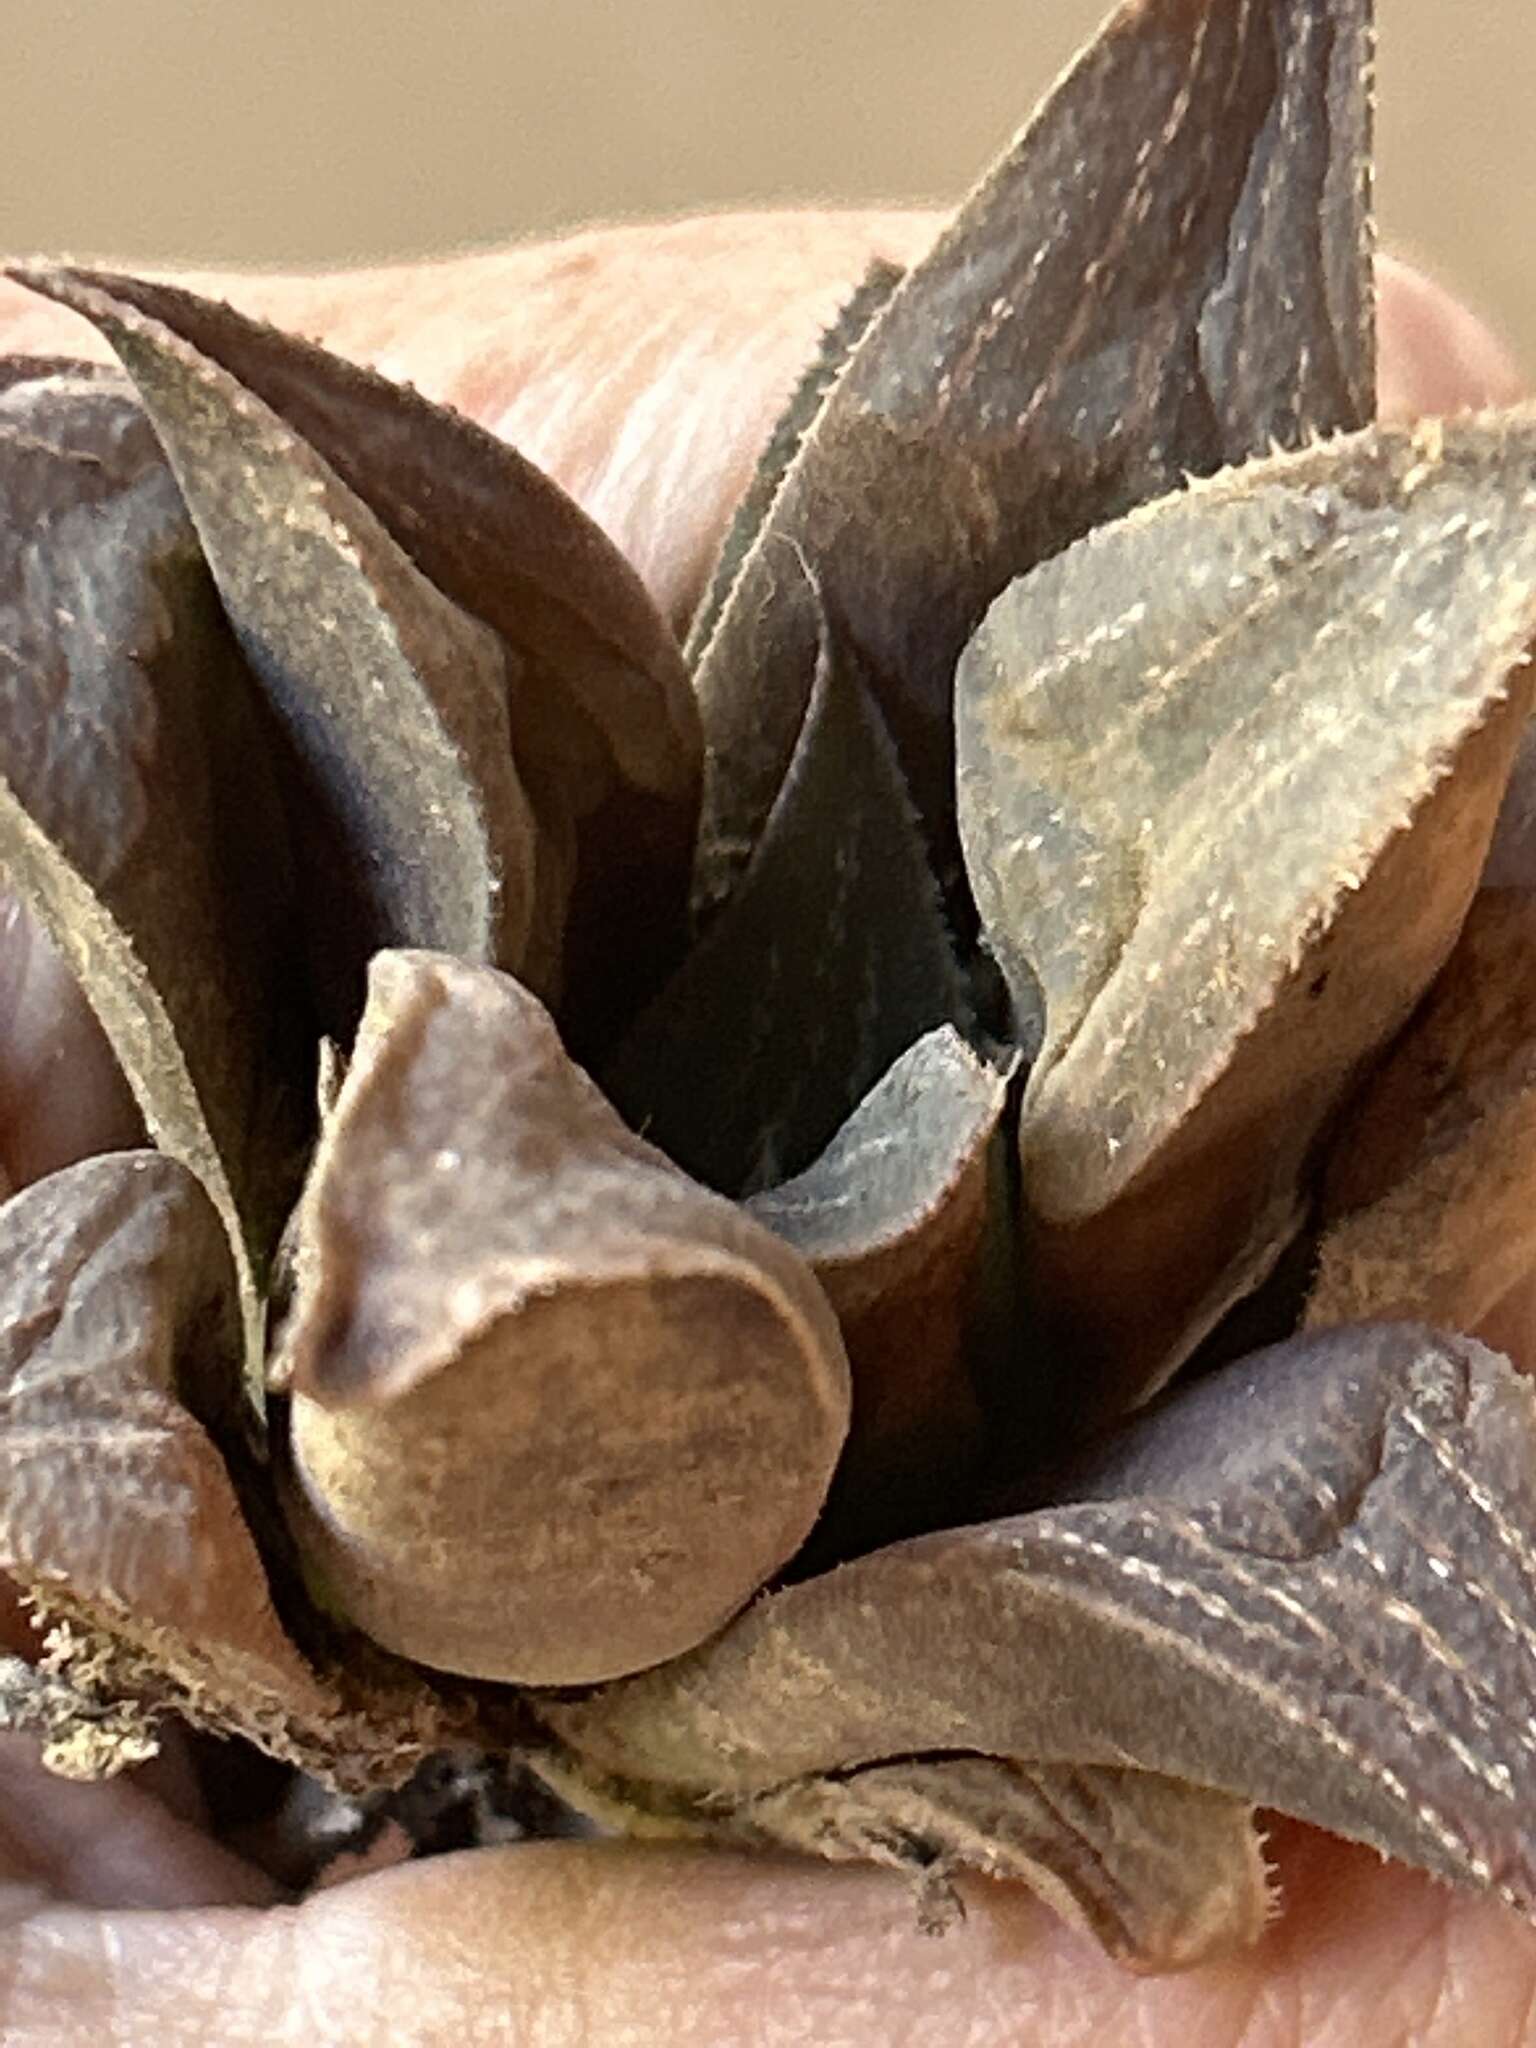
top-left (0, 214), bottom-right (1530, 2047)
top-left (0, 1829), bottom-right (1534, 2048)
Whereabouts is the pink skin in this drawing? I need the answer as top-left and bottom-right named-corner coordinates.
top-left (0, 215), bottom-right (1531, 2046)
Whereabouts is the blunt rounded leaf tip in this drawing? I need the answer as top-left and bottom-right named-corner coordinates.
top-left (277, 950), bottom-right (852, 1685)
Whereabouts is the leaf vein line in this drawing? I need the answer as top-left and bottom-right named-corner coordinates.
top-left (1038, 1527), bottom-right (1505, 1898)
top-left (1091, 1506), bottom-right (1521, 1808)
top-left (1326, 1531), bottom-right (1531, 1783)
top-left (1399, 1407), bottom-right (1536, 1583)
top-left (1377, 1499), bottom-right (1536, 1686)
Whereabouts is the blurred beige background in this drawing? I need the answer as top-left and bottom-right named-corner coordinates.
top-left (4, 1), bottom-right (1533, 358)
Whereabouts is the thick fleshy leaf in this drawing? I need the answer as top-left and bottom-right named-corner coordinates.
top-left (276, 949), bottom-right (851, 1687)
top-left (605, 577), bottom-right (968, 1196)
top-left (742, 1759), bottom-right (1269, 1970)
top-left (10, 264), bottom-right (540, 1029)
top-left (691, 0), bottom-right (1374, 915)
top-left (540, 1324), bottom-right (1536, 1934)
top-left (748, 1026), bottom-right (1010, 1551)
top-left (0, 1154), bottom-right (347, 1769)
top-left (957, 411), bottom-right (1536, 1416)
top-left (0, 365), bottom-right (308, 1378)
top-left (6, 266), bottom-right (703, 1054)
top-left (1308, 889), bottom-right (1536, 1335)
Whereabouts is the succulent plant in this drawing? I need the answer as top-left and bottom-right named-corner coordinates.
top-left (4, 0), bottom-right (1536, 1974)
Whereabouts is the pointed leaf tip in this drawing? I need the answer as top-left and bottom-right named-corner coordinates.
top-left (7, 259), bottom-right (703, 1051)
top-left (11, 261), bottom-right (539, 1025)
top-left (691, 0), bottom-right (1374, 917)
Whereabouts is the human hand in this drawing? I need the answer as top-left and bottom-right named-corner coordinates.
top-left (0, 212), bottom-right (1531, 2048)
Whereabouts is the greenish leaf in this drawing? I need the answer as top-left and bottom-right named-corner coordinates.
top-left (691, 0), bottom-right (1374, 918)
top-left (957, 410), bottom-right (1536, 1415)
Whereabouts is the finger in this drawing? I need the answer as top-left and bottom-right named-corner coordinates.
top-left (0, 1739), bottom-right (277, 1914)
top-left (2, 1820), bottom-right (1533, 2048)
top-left (1376, 254), bottom-right (1526, 421)
top-left (1, 221), bottom-right (1522, 629)
top-left (0, 212), bottom-right (942, 630)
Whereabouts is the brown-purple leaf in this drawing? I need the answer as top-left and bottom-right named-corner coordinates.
top-left (957, 411), bottom-right (1536, 1417)
top-left (0, 353), bottom-right (121, 397)
top-left (276, 948), bottom-right (851, 1687)
top-left (0, 364), bottom-right (307, 1379)
top-left (748, 1026), bottom-right (1010, 1551)
top-left (540, 1324), bottom-right (1536, 1934)
top-left (1308, 888), bottom-right (1536, 1335)
top-left (0, 1153), bottom-right (340, 1762)
top-left (5, 266), bottom-right (704, 1054)
top-left (10, 263), bottom-right (541, 1029)
top-left (603, 576), bottom-right (968, 1196)
top-left (691, 0), bottom-right (1373, 916)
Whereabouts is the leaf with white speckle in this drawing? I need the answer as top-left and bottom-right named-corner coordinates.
top-left (958, 411), bottom-right (1536, 1416)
